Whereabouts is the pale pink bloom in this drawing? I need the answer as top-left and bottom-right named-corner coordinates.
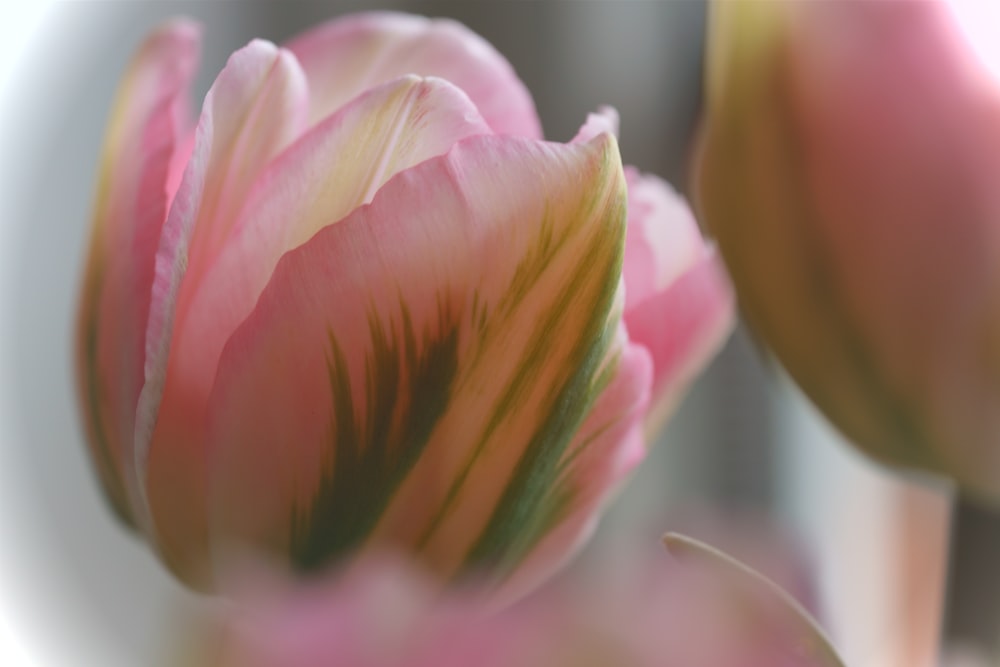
top-left (202, 536), bottom-right (841, 667)
top-left (695, 0), bottom-right (1000, 501)
top-left (76, 12), bottom-right (732, 598)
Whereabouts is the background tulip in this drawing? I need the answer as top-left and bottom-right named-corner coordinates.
top-left (695, 0), bottom-right (1000, 502)
top-left (75, 11), bottom-right (733, 600)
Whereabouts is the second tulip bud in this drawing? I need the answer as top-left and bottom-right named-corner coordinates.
top-left (695, 0), bottom-right (1000, 502)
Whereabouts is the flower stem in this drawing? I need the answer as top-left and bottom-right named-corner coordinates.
top-left (943, 496), bottom-right (1000, 658)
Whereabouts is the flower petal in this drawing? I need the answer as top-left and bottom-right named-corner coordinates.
top-left (136, 39), bottom-right (308, 583)
top-left (625, 249), bottom-right (734, 430)
top-left (167, 76), bottom-right (490, 421)
top-left (286, 11), bottom-right (542, 138)
top-left (205, 133), bottom-right (627, 586)
top-left (75, 19), bottom-right (200, 527)
top-left (622, 169), bottom-right (705, 310)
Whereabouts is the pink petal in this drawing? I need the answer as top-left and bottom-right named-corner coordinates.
top-left (205, 538), bottom-right (839, 666)
top-left (136, 39), bottom-right (308, 584)
top-left (285, 11), bottom-right (542, 138)
top-left (75, 19), bottom-right (200, 526)
top-left (622, 168), bottom-right (705, 310)
top-left (168, 76), bottom-right (490, 421)
top-left (572, 105), bottom-right (620, 143)
top-left (624, 249), bottom-right (735, 428)
top-left (203, 133), bottom-right (627, 586)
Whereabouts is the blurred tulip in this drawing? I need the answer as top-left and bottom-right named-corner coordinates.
top-left (192, 535), bottom-right (842, 667)
top-left (695, 0), bottom-right (1000, 501)
top-left (76, 12), bottom-right (732, 597)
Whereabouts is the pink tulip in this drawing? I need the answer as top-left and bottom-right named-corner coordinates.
top-left (695, 0), bottom-right (1000, 501)
top-left (198, 535), bottom-right (842, 667)
top-left (76, 12), bottom-right (732, 597)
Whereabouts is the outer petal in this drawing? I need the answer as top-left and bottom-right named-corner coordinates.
top-left (625, 250), bottom-right (735, 430)
top-left (286, 11), bottom-right (542, 138)
top-left (622, 169), bottom-right (705, 310)
top-left (205, 133), bottom-right (628, 588)
top-left (75, 19), bottom-right (200, 526)
top-left (619, 170), bottom-right (735, 421)
top-left (136, 39), bottom-right (308, 583)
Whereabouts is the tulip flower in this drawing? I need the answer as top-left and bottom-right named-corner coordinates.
top-left (193, 535), bottom-right (842, 667)
top-left (695, 0), bottom-right (1000, 502)
top-left (76, 12), bottom-right (732, 598)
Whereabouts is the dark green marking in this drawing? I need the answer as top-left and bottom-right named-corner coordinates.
top-left (550, 352), bottom-right (623, 478)
top-left (289, 300), bottom-right (460, 572)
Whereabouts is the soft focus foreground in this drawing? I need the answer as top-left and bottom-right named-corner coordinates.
top-left (695, 0), bottom-right (1000, 502)
top-left (75, 11), bottom-right (732, 602)
top-left (189, 535), bottom-right (841, 667)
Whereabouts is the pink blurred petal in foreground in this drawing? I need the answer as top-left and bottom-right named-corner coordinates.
top-left (200, 535), bottom-right (842, 667)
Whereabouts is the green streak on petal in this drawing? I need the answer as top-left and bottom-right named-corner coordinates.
top-left (414, 182), bottom-right (625, 557)
top-left (461, 309), bottom-right (617, 572)
top-left (289, 300), bottom-right (460, 572)
top-left (552, 351), bottom-right (622, 479)
top-left (497, 337), bottom-right (626, 573)
top-left (411, 211), bottom-right (573, 552)
top-left (462, 190), bottom-right (627, 573)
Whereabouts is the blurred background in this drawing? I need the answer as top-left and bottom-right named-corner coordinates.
top-left (0, 2), bottom-right (995, 666)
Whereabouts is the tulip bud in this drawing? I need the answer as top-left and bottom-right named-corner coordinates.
top-left (695, 0), bottom-right (1000, 502)
top-left (76, 12), bottom-right (732, 600)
